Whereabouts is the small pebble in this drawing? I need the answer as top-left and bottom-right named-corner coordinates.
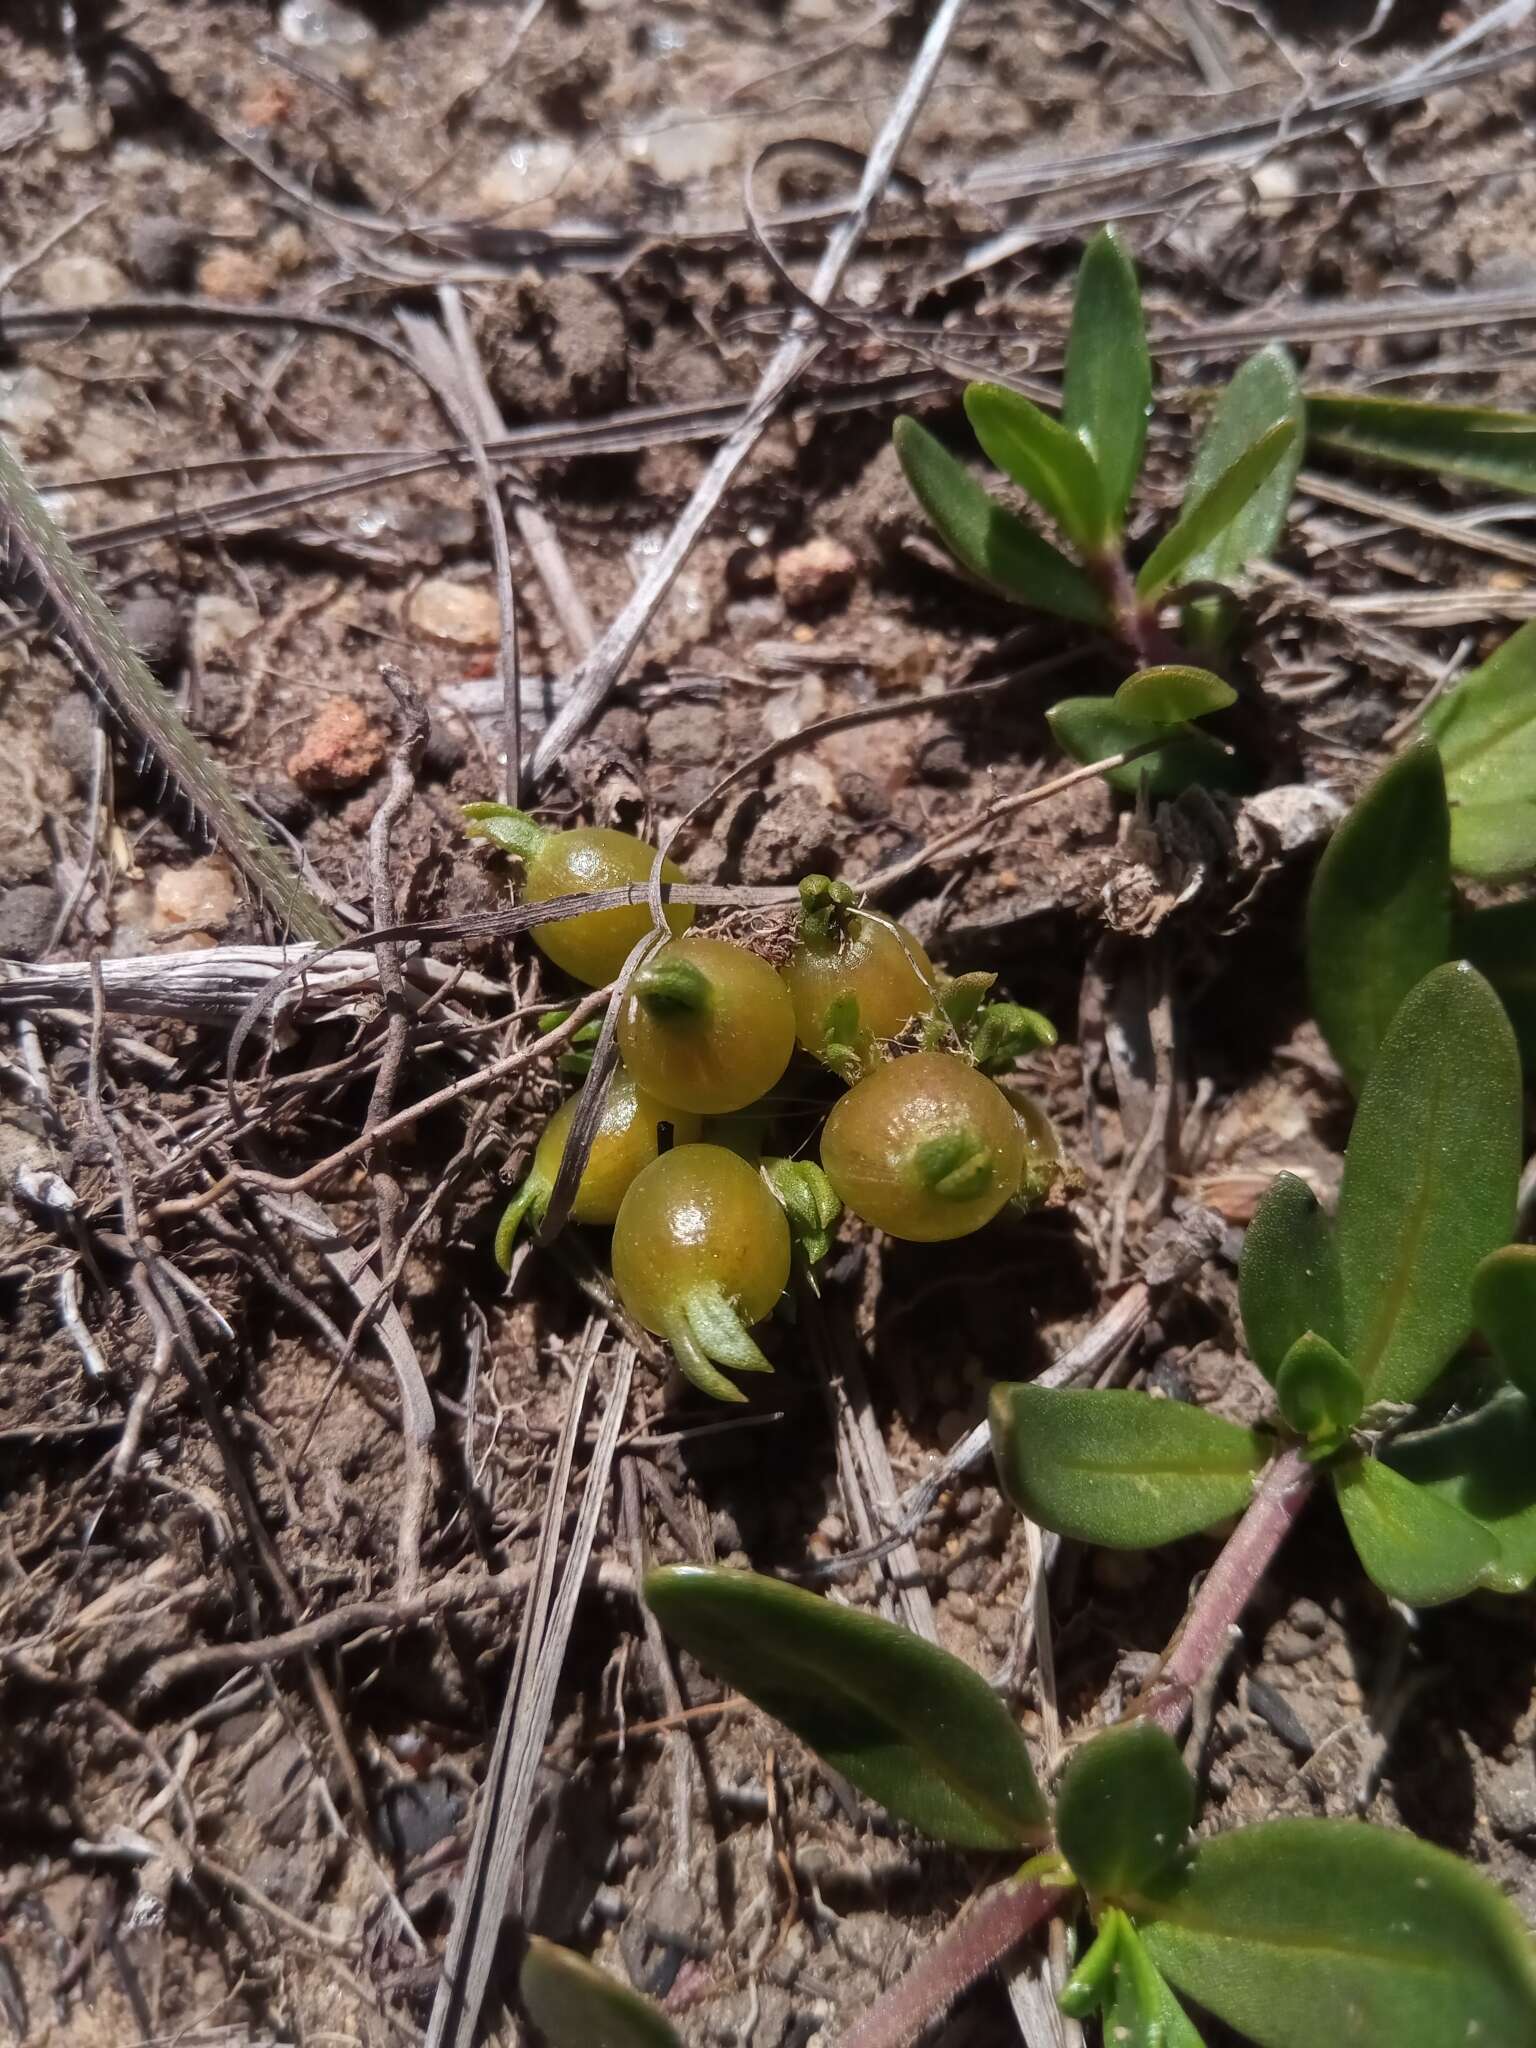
top-left (37, 254), bottom-right (129, 308)
top-left (50, 100), bottom-right (105, 154)
top-left (286, 698), bottom-right (389, 795)
top-left (408, 577), bottom-right (502, 648)
top-left (278, 0), bottom-right (379, 77)
top-left (478, 137), bottom-right (577, 212)
top-left (0, 367), bottom-right (64, 439)
top-left (0, 884), bottom-right (58, 960)
top-left (117, 593), bottom-right (182, 670)
top-left (196, 247), bottom-right (275, 304)
top-left (774, 536), bottom-right (858, 612)
top-left (193, 594), bottom-right (259, 663)
top-left (152, 858), bottom-right (238, 936)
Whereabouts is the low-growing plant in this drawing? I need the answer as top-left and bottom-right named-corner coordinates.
top-left (644, 1565), bottom-right (1536, 2047)
top-left (1308, 729), bottom-right (1536, 1095)
top-left (894, 230), bottom-right (1304, 797)
top-left (994, 958), bottom-right (1535, 1608)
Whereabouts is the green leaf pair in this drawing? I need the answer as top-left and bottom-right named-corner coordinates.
top-left (994, 960), bottom-right (1523, 1607)
top-left (1308, 732), bottom-right (1536, 1094)
top-left (642, 1572), bottom-right (1536, 2048)
top-left (894, 230), bottom-right (1300, 636)
top-left (1047, 663), bottom-right (1246, 800)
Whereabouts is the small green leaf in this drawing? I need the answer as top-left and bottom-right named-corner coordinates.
top-left (520, 1937), bottom-right (681, 2048)
top-left (1308, 389), bottom-right (1536, 496)
top-left (1058, 1914), bottom-right (1122, 2019)
top-left (1136, 1817), bottom-right (1536, 2048)
top-left (1423, 620), bottom-right (1536, 880)
top-left (1055, 1724), bottom-right (1195, 1898)
top-left (1388, 1387), bottom-right (1536, 1594)
top-left (969, 1001), bottom-right (1057, 1072)
top-left (1183, 346), bottom-right (1305, 587)
top-left (1106, 1915), bottom-right (1208, 2048)
top-left (893, 417), bottom-right (1110, 624)
top-left (1473, 1246), bottom-right (1536, 1402)
top-left (1113, 665), bottom-right (1236, 725)
top-left (1238, 1174), bottom-right (1344, 1384)
top-left (1274, 1332), bottom-right (1363, 1446)
top-left (1335, 961), bottom-right (1521, 1405)
top-left (1047, 695), bottom-right (1249, 800)
top-left (1062, 227), bottom-right (1151, 533)
top-left (1135, 420), bottom-right (1300, 601)
top-left (1457, 898), bottom-right (1536, 1067)
top-left (643, 1565), bottom-right (1047, 1849)
top-left (989, 1386), bottom-right (1270, 1548)
top-left (965, 382), bottom-right (1110, 552)
top-left (1305, 737), bottom-right (1452, 1095)
top-left (1332, 1453), bottom-right (1499, 1606)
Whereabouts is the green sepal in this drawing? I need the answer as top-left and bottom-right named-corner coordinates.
top-left (989, 1385), bottom-right (1270, 1548)
top-left (1387, 1386), bottom-right (1536, 1594)
top-left (494, 1176), bottom-right (549, 1272)
top-left (520, 1937), bottom-right (681, 2048)
top-left (1135, 1816), bottom-right (1536, 2048)
top-left (1135, 420), bottom-right (1300, 602)
top-left (1113, 665), bottom-right (1236, 725)
top-left (761, 1157), bottom-right (841, 1273)
top-left (462, 801), bottom-right (549, 863)
top-left (1336, 961), bottom-right (1521, 1405)
top-left (1274, 1331), bottom-right (1362, 1449)
top-left (1473, 1246), bottom-right (1536, 1401)
top-left (965, 381), bottom-right (1110, 553)
top-left (934, 969), bottom-right (997, 1036)
top-left (969, 1002), bottom-right (1058, 1072)
top-left (668, 1285), bottom-right (774, 1406)
top-left (643, 1564), bottom-right (1050, 1849)
top-left (1047, 695), bottom-right (1248, 799)
top-left (816, 991), bottom-right (875, 1082)
top-left (1332, 1453), bottom-right (1499, 1607)
top-left (1058, 1913), bottom-right (1121, 2020)
top-left (633, 957), bottom-right (711, 1018)
top-left (797, 872), bottom-right (857, 948)
top-left (893, 416), bottom-right (1111, 624)
top-left (915, 1127), bottom-right (995, 1203)
top-left (1422, 619), bottom-right (1536, 879)
top-left (1062, 227), bottom-right (1152, 533)
top-left (1239, 1173), bottom-right (1344, 1384)
top-left (1305, 736), bottom-right (1452, 1095)
top-left (1055, 1723), bottom-right (1195, 1899)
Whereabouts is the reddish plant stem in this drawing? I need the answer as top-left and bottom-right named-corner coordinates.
top-left (837, 1444), bottom-right (1317, 2048)
top-left (839, 1877), bottom-right (1062, 2048)
top-left (1139, 1443), bottom-right (1316, 1736)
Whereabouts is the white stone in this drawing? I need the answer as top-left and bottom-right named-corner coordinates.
top-left (152, 858), bottom-right (238, 935)
top-left (626, 116), bottom-right (743, 184)
top-left (478, 138), bottom-right (577, 213)
top-left (278, 0), bottom-right (378, 77)
top-left (36, 254), bottom-right (129, 308)
top-left (193, 594), bottom-right (260, 663)
top-left (408, 578), bottom-right (502, 648)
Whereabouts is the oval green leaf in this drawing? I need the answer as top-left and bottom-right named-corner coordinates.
top-left (1457, 898), bottom-right (1536, 1068)
top-left (1388, 1386), bottom-right (1536, 1594)
top-left (1335, 960), bottom-right (1521, 1405)
top-left (965, 382), bottom-right (1110, 552)
top-left (1238, 1173), bottom-right (1344, 1384)
top-left (1305, 737), bottom-right (1452, 1096)
top-left (1055, 1723), bottom-right (1195, 1899)
top-left (643, 1564), bottom-right (1047, 1850)
top-left (1274, 1332), bottom-right (1363, 1445)
top-left (1135, 419), bottom-right (1300, 601)
top-left (1473, 1246), bottom-right (1536, 1402)
top-left (520, 1938), bottom-right (681, 2048)
top-left (893, 417), bottom-right (1109, 624)
top-left (1047, 694), bottom-right (1249, 800)
top-left (989, 1385), bottom-right (1270, 1548)
top-left (1332, 1453), bottom-right (1499, 1606)
top-left (1062, 227), bottom-right (1151, 533)
top-left (1183, 346), bottom-right (1304, 586)
top-left (1308, 389), bottom-right (1536, 496)
top-left (1423, 620), bottom-right (1536, 880)
top-left (1136, 1816), bottom-right (1536, 2048)
top-left (1113, 665), bottom-right (1237, 725)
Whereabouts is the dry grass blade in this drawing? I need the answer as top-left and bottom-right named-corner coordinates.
top-left (0, 437), bottom-right (342, 944)
top-left (426, 1327), bottom-right (635, 2048)
top-left (0, 945), bottom-right (502, 1022)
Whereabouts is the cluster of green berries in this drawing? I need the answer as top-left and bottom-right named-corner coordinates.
top-left (466, 804), bottom-right (1066, 1403)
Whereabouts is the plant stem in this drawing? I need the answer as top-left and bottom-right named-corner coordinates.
top-left (834, 1446), bottom-right (1317, 2047)
top-left (1139, 1442), bottom-right (1316, 1736)
top-left (838, 1876), bottom-right (1063, 2048)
